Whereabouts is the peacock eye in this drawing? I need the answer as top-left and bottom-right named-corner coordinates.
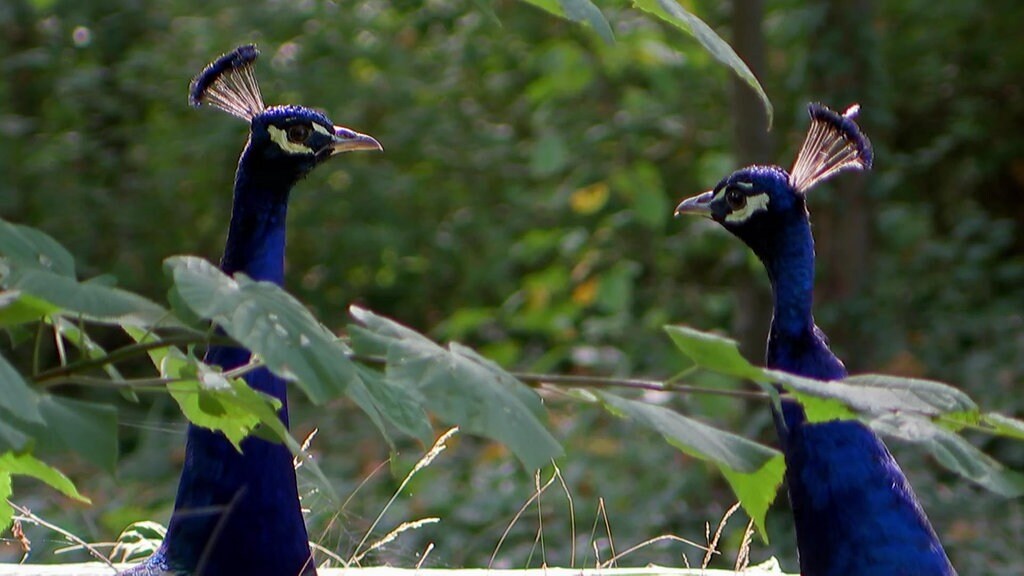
top-left (725, 187), bottom-right (747, 211)
top-left (286, 124), bottom-right (312, 143)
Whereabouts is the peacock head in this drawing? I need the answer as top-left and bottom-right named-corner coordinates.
top-left (675, 103), bottom-right (872, 250)
top-left (189, 44), bottom-right (381, 179)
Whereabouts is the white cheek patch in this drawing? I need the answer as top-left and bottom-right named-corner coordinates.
top-left (725, 192), bottom-right (770, 223)
top-left (268, 125), bottom-right (314, 155)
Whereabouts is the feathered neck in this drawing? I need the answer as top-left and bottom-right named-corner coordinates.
top-left (220, 143), bottom-right (299, 285)
top-left (150, 142), bottom-right (316, 576)
top-left (750, 204), bottom-right (955, 576)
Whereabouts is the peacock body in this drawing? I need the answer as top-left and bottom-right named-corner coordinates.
top-left (676, 104), bottom-right (956, 576)
top-left (121, 45), bottom-right (381, 576)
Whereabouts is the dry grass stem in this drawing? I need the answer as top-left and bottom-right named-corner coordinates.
top-left (489, 469), bottom-right (557, 568)
top-left (598, 534), bottom-right (712, 569)
top-left (702, 502), bottom-right (740, 569)
top-left (351, 428), bottom-right (458, 565)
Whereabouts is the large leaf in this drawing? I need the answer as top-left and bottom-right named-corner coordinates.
top-left (871, 414), bottom-right (1024, 498)
top-left (664, 325), bottom-right (768, 381)
top-left (0, 218), bottom-right (76, 278)
top-left (353, 364), bottom-right (433, 446)
top-left (632, 0), bottom-right (773, 129)
top-left (349, 306), bottom-right (563, 470)
top-left (0, 351), bottom-right (43, 426)
top-left (595, 390), bottom-right (783, 536)
top-left (35, 395), bottom-right (119, 473)
top-left (0, 451), bottom-right (90, 531)
top-left (165, 256), bottom-right (357, 405)
top-left (7, 268), bottom-right (170, 328)
top-left (768, 370), bottom-right (978, 422)
top-left (518, 0), bottom-right (615, 44)
top-left (0, 290), bottom-right (59, 327)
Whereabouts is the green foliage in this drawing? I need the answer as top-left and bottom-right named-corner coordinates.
top-left (1, 0), bottom-right (1023, 571)
top-left (595, 390), bottom-right (784, 537)
top-left (350, 306), bottom-right (562, 469)
top-left (631, 0), bottom-right (773, 128)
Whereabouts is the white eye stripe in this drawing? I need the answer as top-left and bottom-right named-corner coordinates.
top-left (268, 125), bottom-right (314, 155)
top-left (312, 123), bottom-right (331, 136)
top-left (724, 192), bottom-right (770, 223)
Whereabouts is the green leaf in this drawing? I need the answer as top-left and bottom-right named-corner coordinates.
top-left (353, 364), bottom-right (433, 446)
top-left (632, 0), bottom-right (773, 129)
top-left (349, 306), bottom-right (563, 470)
top-left (768, 370), bottom-right (977, 422)
top-left (871, 414), bottom-right (1024, 498)
top-left (519, 0), bottom-right (615, 44)
top-left (979, 413), bottom-right (1024, 441)
top-left (0, 290), bottom-right (59, 327)
top-left (595, 390), bottom-right (783, 536)
top-left (471, 0), bottom-right (503, 27)
top-left (664, 325), bottom-right (768, 381)
top-left (0, 471), bottom-right (10, 531)
top-left (0, 218), bottom-right (76, 278)
top-left (165, 256), bottom-right (357, 404)
top-left (8, 268), bottom-right (171, 328)
top-left (161, 348), bottom-right (268, 451)
top-left (0, 351), bottom-right (42, 425)
top-left (36, 395), bottom-right (118, 473)
top-left (0, 451), bottom-right (90, 532)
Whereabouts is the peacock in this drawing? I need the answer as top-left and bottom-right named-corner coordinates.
top-left (675, 104), bottom-right (956, 575)
top-left (121, 45), bottom-right (381, 576)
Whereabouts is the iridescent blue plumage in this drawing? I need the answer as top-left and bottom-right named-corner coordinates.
top-left (676, 104), bottom-right (955, 576)
top-left (121, 45), bottom-right (380, 576)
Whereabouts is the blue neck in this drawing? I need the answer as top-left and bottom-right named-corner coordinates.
top-left (155, 145), bottom-right (316, 576)
top-left (757, 211), bottom-right (954, 576)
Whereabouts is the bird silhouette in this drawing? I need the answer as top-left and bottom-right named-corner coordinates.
top-left (675, 104), bottom-right (955, 576)
top-left (121, 45), bottom-right (381, 576)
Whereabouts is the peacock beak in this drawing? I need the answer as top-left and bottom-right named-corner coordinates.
top-left (674, 190), bottom-right (715, 217)
top-left (330, 126), bottom-right (383, 154)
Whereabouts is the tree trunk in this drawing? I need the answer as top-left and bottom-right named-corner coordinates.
top-left (730, 0), bottom-right (774, 362)
top-left (807, 0), bottom-right (881, 370)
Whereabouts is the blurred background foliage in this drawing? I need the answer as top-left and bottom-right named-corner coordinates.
top-left (1, 0), bottom-right (1023, 573)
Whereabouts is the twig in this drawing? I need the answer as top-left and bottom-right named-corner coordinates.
top-left (598, 534), bottom-right (712, 569)
top-left (33, 332), bottom-right (233, 384)
top-left (9, 501), bottom-right (116, 571)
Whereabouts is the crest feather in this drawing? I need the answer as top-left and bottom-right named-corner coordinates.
top-left (789, 103), bottom-right (873, 194)
top-left (189, 44), bottom-right (265, 121)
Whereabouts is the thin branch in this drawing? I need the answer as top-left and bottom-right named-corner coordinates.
top-left (512, 372), bottom-right (768, 401)
top-left (346, 353), bottom-right (767, 401)
top-left (33, 332), bottom-right (234, 385)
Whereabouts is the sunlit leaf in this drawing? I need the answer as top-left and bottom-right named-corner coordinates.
top-left (160, 347), bottom-right (269, 452)
top-left (632, 0), bottom-right (773, 128)
top-left (595, 390), bottom-right (783, 536)
top-left (0, 290), bottom-right (59, 327)
top-left (665, 325), bottom-right (768, 381)
top-left (979, 413), bottom-right (1024, 441)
